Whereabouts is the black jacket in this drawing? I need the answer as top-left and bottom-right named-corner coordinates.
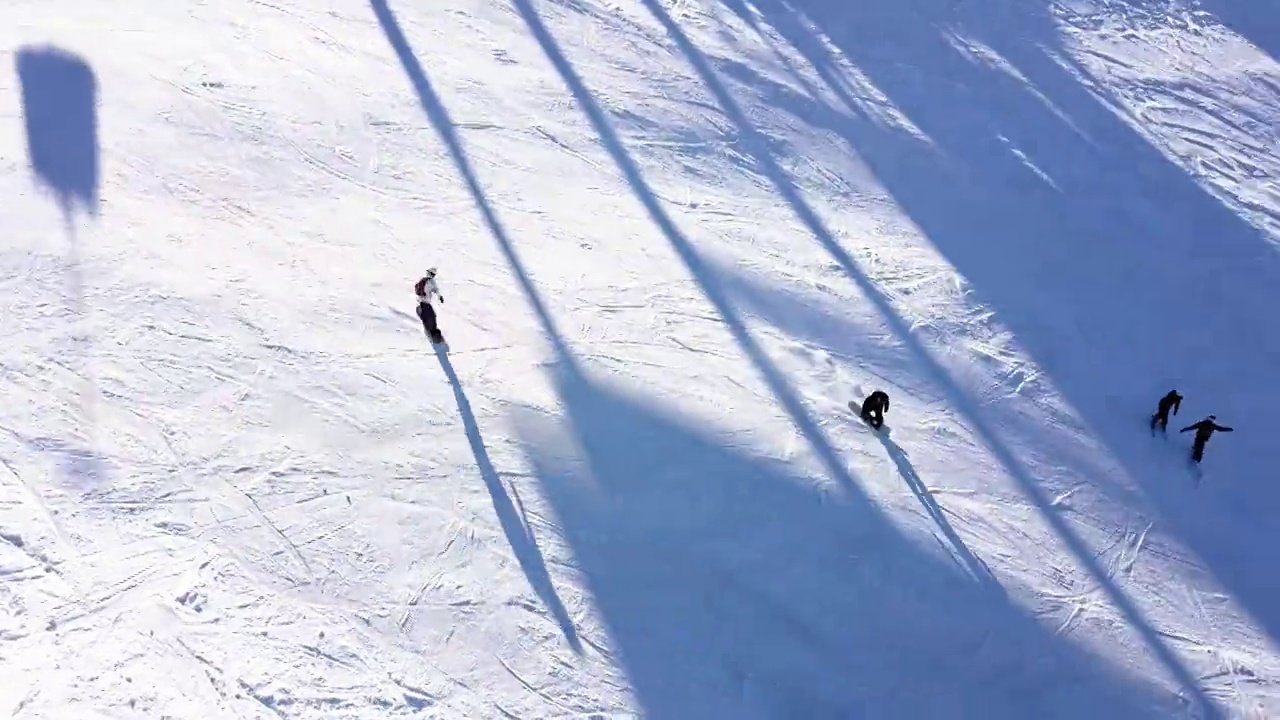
top-left (1181, 419), bottom-right (1232, 442)
top-left (862, 391), bottom-right (889, 415)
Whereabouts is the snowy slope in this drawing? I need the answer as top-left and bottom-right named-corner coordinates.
top-left (1, 0), bottom-right (1278, 717)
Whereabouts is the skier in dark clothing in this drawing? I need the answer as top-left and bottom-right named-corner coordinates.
top-left (1180, 415), bottom-right (1233, 463)
top-left (860, 390), bottom-right (890, 430)
top-left (414, 268), bottom-right (444, 343)
top-left (1150, 389), bottom-right (1183, 434)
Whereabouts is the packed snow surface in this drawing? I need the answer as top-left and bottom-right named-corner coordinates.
top-left (1, 0), bottom-right (1278, 717)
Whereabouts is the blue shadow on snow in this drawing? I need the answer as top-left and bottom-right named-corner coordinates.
top-left (591, 0), bottom-right (1280, 712)
top-left (369, 0), bottom-right (583, 653)
top-left (706, 0), bottom-right (1280, 671)
top-left (511, 362), bottom-right (1178, 718)
top-left (371, 0), bottom-right (1182, 715)
top-left (15, 45), bottom-right (105, 491)
top-left (433, 343), bottom-right (583, 654)
top-left (15, 45), bottom-right (100, 217)
top-left (524, 0), bottom-right (1220, 713)
top-left (1196, 0), bottom-right (1280, 60)
top-left (876, 426), bottom-right (1000, 589)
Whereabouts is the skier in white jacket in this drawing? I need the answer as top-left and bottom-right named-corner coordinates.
top-left (413, 268), bottom-right (444, 341)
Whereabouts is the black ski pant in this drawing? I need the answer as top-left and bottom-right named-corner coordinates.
top-left (1151, 412), bottom-right (1169, 433)
top-left (416, 301), bottom-right (438, 335)
top-left (1191, 440), bottom-right (1206, 463)
top-left (862, 407), bottom-right (883, 429)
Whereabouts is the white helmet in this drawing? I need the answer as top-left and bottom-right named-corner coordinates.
top-left (425, 267), bottom-right (437, 278)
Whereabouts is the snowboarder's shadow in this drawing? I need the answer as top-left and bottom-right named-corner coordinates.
top-left (875, 432), bottom-right (1002, 594)
top-left (431, 342), bottom-right (581, 653)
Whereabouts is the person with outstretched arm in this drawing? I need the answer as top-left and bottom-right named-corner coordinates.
top-left (1180, 415), bottom-right (1232, 464)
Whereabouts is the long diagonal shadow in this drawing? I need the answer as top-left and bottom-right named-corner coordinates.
top-left (628, 1), bottom-right (1218, 713)
top-left (728, 0), bottom-right (1280, 662)
top-left (370, 1), bottom-right (1181, 715)
top-left (434, 345), bottom-right (582, 653)
top-left (877, 429), bottom-right (997, 588)
top-left (507, 0), bottom-right (870, 503)
top-left (370, 0), bottom-right (581, 652)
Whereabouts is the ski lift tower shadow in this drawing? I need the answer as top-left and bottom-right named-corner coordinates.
top-left (15, 45), bottom-right (108, 489)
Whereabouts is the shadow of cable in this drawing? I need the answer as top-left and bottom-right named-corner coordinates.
top-left (714, 0), bottom-right (1280, 685)
top-left (371, 1), bottom-right (1182, 715)
top-left (507, 0), bottom-right (868, 502)
top-left (370, 0), bottom-right (582, 651)
top-left (511, 361), bottom-right (1177, 718)
top-left (627, 0), bottom-right (1222, 712)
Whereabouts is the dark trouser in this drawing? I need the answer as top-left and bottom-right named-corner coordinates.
top-left (416, 302), bottom-right (438, 335)
top-left (862, 407), bottom-right (883, 429)
top-left (1192, 440), bottom-right (1206, 463)
top-left (1151, 412), bottom-right (1168, 433)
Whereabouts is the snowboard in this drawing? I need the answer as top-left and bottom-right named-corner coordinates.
top-left (1189, 461), bottom-right (1204, 485)
top-left (1161, 433), bottom-right (1208, 485)
top-left (848, 401), bottom-right (887, 432)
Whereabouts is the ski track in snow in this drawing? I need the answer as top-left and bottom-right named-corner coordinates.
top-left (0, 0), bottom-right (1277, 717)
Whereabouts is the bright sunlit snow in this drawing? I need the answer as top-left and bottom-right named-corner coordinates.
top-left (2, 0), bottom-right (1278, 717)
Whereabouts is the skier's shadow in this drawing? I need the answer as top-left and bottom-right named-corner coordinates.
top-left (876, 429), bottom-right (1002, 594)
top-left (432, 344), bottom-right (583, 654)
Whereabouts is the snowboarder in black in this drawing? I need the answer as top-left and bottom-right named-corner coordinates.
top-left (1180, 415), bottom-right (1233, 464)
top-left (1150, 389), bottom-right (1182, 434)
top-left (414, 268), bottom-right (445, 343)
top-left (860, 390), bottom-right (890, 430)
